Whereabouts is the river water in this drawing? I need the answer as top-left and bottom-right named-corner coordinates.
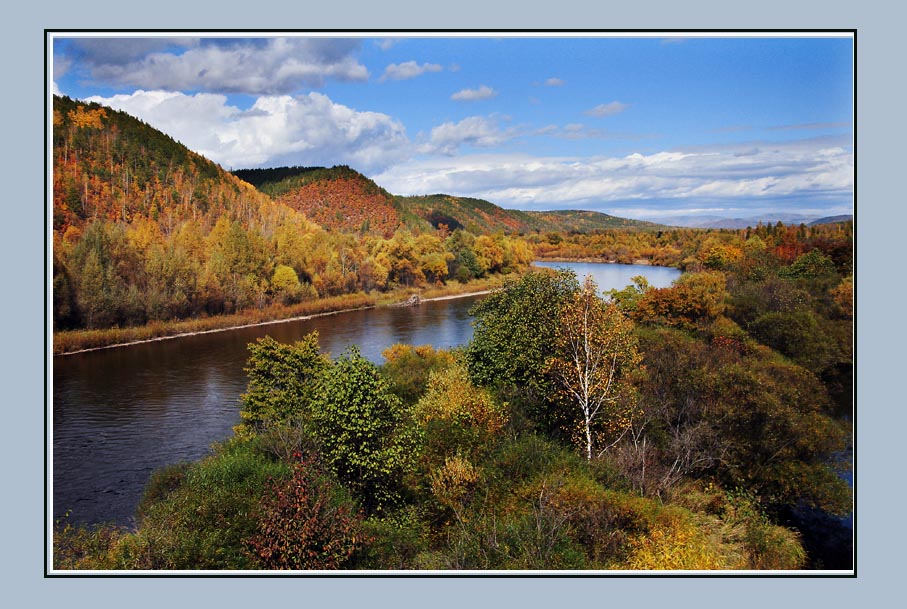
top-left (52, 262), bottom-right (682, 527)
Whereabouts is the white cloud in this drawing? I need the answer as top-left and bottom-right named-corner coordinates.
top-left (374, 141), bottom-right (853, 212)
top-left (451, 85), bottom-right (498, 101)
top-left (75, 38), bottom-right (368, 94)
top-left (544, 77), bottom-right (565, 86)
top-left (86, 90), bottom-right (411, 171)
top-left (585, 101), bottom-right (630, 117)
top-left (380, 61), bottom-right (443, 82)
top-left (420, 116), bottom-right (518, 155)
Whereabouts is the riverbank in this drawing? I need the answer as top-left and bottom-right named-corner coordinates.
top-left (536, 256), bottom-right (681, 268)
top-left (53, 275), bottom-right (513, 356)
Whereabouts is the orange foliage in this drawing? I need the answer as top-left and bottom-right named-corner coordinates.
top-left (276, 177), bottom-right (401, 237)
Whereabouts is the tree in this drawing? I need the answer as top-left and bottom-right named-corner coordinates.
top-left (607, 275), bottom-right (650, 313)
top-left (465, 269), bottom-right (580, 431)
top-left (312, 347), bottom-right (417, 513)
top-left (547, 276), bottom-right (642, 460)
top-left (779, 249), bottom-right (838, 280)
top-left (271, 264), bottom-right (303, 304)
top-left (633, 271), bottom-right (727, 329)
top-left (238, 333), bottom-right (329, 438)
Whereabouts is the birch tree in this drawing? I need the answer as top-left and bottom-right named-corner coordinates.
top-left (548, 275), bottom-right (641, 461)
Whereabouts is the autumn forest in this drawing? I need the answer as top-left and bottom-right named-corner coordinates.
top-left (51, 95), bottom-right (854, 571)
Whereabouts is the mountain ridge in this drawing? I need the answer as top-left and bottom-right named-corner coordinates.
top-left (234, 165), bottom-right (667, 236)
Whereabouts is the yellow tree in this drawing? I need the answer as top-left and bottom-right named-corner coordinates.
top-left (547, 275), bottom-right (641, 461)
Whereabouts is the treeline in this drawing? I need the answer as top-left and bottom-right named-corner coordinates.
top-left (530, 220), bottom-right (853, 271)
top-left (55, 227), bottom-right (852, 570)
top-left (53, 215), bottom-right (534, 331)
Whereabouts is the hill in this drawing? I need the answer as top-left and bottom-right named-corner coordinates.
top-left (524, 209), bottom-right (665, 232)
top-left (236, 166), bottom-right (664, 236)
top-left (809, 214), bottom-right (853, 226)
top-left (234, 166), bottom-right (430, 237)
top-left (52, 95), bottom-right (272, 233)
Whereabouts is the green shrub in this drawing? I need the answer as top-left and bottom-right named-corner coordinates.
top-left (313, 347), bottom-right (418, 514)
top-left (129, 439), bottom-right (290, 569)
top-left (380, 343), bottom-right (456, 405)
top-left (355, 506), bottom-right (431, 569)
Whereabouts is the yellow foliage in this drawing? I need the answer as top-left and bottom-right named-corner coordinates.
top-left (430, 454), bottom-right (480, 508)
top-left (416, 360), bottom-right (507, 437)
top-left (831, 276), bottom-right (853, 318)
top-left (68, 105), bottom-right (107, 130)
top-left (619, 511), bottom-right (726, 570)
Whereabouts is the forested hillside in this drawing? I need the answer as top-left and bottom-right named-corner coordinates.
top-left (51, 97), bottom-right (537, 342)
top-left (52, 96), bottom-right (270, 234)
top-left (525, 209), bottom-right (665, 232)
top-left (235, 166), bottom-right (427, 237)
top-left (235, 166), bottom-right (664, 237)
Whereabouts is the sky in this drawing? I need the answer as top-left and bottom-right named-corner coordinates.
top-left (51, 33), bottom-right (854, 223)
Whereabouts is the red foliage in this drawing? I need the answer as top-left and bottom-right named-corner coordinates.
top-left (277, 177), bottom-right (401, 237)
top-left (247, 457), bottom-right (366, 570)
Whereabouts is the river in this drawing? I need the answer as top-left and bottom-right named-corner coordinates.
top-left (52, 262), bottom-right (680, 527)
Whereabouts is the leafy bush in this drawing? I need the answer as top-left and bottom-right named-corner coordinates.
top-left (415, 359), bottom-right (508, 465)
top-left (53, 516), bottom-right (131, 570)
top-left (618, 507), bottom-right (726, 570)
top-left (380, 343), bottom-right (456, 404)
top-left (247, 457), bottom-right (365, 570)
top-left (356, 506), bottom-right (432, 569)
top-left (126, 439), bottom-right (290, 569)
top-left (313, 347), bottom-right (418, 514)
top-left (237, 333), bottom-right (329, 438)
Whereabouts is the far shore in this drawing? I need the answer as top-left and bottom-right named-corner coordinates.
top-left (53, 259), bottom-right (675, 356)
top-left (53, 286), bottom-right (499, 356)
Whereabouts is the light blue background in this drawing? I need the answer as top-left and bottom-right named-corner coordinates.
top-left (8, 1), bottom-right (892, 607)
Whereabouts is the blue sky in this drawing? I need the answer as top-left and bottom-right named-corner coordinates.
top-left (52, 33), bottom-right (853, 222)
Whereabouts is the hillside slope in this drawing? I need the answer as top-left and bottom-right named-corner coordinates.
top-left (52, 95), bottom-right (272, 233)
top-left (236, 165), bottom-right (664, 236)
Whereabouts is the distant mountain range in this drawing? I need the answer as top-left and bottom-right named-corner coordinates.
top-left (653, 213), bottom-right (853, 229)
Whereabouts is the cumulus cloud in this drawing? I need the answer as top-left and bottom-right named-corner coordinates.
top-left (86, 90), bottom-right (411, 171)
top-left (544, 77), bottom-right (565, 86)
top-left (585, 101), bottom-right (629, 117)
top-left (66, 38), bottom-right (368, 94)
top-left (374, 139), bottom-right (853, 213)
top-left (420, 116), bottom-right (518, 155)
top-left (451, 85), bottom-right (498, 101)
top-left (380, 61), bottom-right (443, 82)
